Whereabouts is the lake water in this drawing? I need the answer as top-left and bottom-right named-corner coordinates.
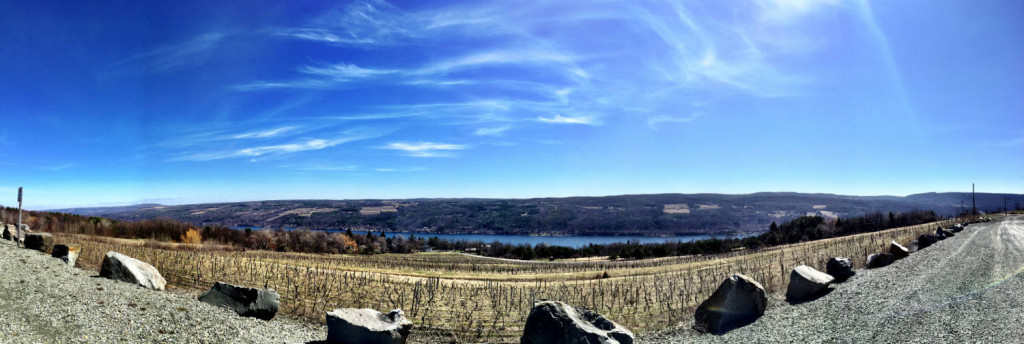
top-left (231, 227), bottom-right (756, 248)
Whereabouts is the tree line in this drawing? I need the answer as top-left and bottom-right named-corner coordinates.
top-left (4, 206), bottom-right (948, 261)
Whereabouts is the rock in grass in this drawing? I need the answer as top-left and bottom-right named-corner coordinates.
top-left (521, 300), bottom-right (634, 344)
top-left (100, 251), bottom-right (166, 291)
top-left (786, 265), bottom-right (834, 303)
top-left (866, 253), bottom-right (895, 269)
top-left (693, 274), bottom-right (767, 334)
top-left (24, 233), bottom-right (54, 254)
top-left (51, 244), bottom-right (81, 267)
top-left (826, 257), bottom-right (855, 282)
top-left (889, 241), bottom-right (910, 259)
top-left (199, 282), bottom-right (279, 320)
top-left (326, 308), bottom-right (413, 344)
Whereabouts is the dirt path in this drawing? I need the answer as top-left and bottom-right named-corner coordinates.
top-left (642, 215), bottom-right (1024, 343)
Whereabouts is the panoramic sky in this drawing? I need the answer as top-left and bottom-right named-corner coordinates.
top-left (0, 0), bottom-right (1022, 209)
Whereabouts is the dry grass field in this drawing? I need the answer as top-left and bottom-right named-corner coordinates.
top-left (54, 219), bottom-right (954, 343)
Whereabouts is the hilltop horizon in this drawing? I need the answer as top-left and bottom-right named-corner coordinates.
top-left (28, 190), bottom-right (1024, 212)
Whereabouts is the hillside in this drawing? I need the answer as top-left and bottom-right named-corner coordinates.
top-left (51, 192), bottom-right (1022, 236)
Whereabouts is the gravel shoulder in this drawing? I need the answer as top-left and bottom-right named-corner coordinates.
top-left (0, 239), bottom-right (326, 344)
top-left (642, 215), bottom-right (1024, 343)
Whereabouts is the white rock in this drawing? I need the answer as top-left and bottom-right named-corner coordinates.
top-left (99, 251), bottom-right (166, 291)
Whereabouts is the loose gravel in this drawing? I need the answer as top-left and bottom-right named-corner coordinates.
top-left (641, 215), bottom-right (1024, 344)
top-left (0, 239), bottom-right (326, 344)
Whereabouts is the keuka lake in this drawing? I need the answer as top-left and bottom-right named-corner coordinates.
top-left (232, 227), bottom-right (756, 248)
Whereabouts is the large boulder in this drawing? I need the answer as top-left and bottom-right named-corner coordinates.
top-left (825, 257), bottom-right (855, 282)
top-left (786, 265), bottom-right (834, 303)
top-left (693, 274), bottom-right (767, 334)
top-left (917, 234), bottom-right (939, 249)
top-left (51, 244), bottom-right (81, 267)
top-left (907, 241), bottom-right (920, 253)
top-left (326, 308), bottom-right (413, 344)
top-left (2, 224), bottom-right (29, 242)
top-left (866, 253), bottom-right (895, 269)
top-left (24, 233), bottom-right (54, 254)
top-left (199, 282), bottom-right (280, 320)
top-left (889, 241), bottom-right (910, 259)
top-left (1, 224), bottom-right (14, 240)
top-left (99, 251), bottom-right (166, 291)
top-left (521, 301), bottom-right (634, 344)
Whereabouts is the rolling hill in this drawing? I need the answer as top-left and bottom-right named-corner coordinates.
top-left (50, 192), bottom-right (1022, 236)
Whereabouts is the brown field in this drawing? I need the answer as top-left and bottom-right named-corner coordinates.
top-left (55, 219), bottom-right (954, 343)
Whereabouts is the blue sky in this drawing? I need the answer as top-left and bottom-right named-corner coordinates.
top-left (0, 0), bottom-right (1021, 209)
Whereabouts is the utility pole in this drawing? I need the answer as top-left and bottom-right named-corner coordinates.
top-left (972, 183), bottom-right (976, 216)
top-left (17, 187), bottom-right (23, 247)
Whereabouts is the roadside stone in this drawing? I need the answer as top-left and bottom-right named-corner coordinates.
top-left (917, 234), bottom-right (939, 249)
top-left (99, 251), bottom-right (167, 291)
top-left (889, 241), bottom-right (910, 259)
top-left (24, 233), bottom-right (54, 254)
top-left (326, 308), bottom-right (413, 344)
top-left (907, 241), bottom-right (920, 253)
top-left (866, 253), bottom-right (895, 269)
top-left (51, 244), bottom-right (81, 267)
top-left (1, 224), bottom-right (14, 240)
top-left (826, 257), bottom-right (855, 282)
top-left (693, 274), bottom-right (767, 334)
top-left (786, 265), bottom-right (834, 303)
top-left (199, 282), bottom-right (280, 320)
top-left (521, 300), bottom-right (634, 344)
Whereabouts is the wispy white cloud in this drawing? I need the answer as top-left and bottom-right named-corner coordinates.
top-left (271, 0), bottom-right (418, 47)
top-left (473, 126), bottom-right (511, 136)
top-left (647, 113), bottom-right (703, 130)
top-left (114, 32), bottom-right (229, 72)
top-left (383, 142), bottom-right (468, 157)
top-left (171, 133), bottom-right (378, 162)
top-left (281, 164), bottom-right (359, 172)
top-left (232, 126), bottom-right (298, 139)
top-left (537, 115), bottom-right (596, 125)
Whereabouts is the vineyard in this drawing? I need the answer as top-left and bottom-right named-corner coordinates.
top-left (55, 219), bottom-right (954, 343)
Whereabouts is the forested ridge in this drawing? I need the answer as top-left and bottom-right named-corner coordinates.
top-left (52, 192), bottom-right (1021, 236)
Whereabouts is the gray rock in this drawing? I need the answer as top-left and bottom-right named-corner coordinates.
top-left (199, 282), bottom-right (279, 320)
top-left (521, 300), bottom-right (634, 344)
top-left (51, 244), bottom-right (81, 267)
top-left (825, 257), bottom-right (855, 282)
top-left (99, 251), bottom-right (166, 291)
top-left (693, 274), bottom-right (767, 334)
top-left (907, 241), bottom-right (920, 253)
top-left (24, 233), bottom-right (54, 254)
top-left (917, 234), bottom-right (939, 249)
top-left (1, 224), bottom-right (14, 240)
top-left (326, 308), bottom-right (412, 344)
top-left (786, 265), bottom-right (834, 303)
top-left (866, 253), bottom-right (895, 269)
top-left (889, 241), bottom-right (910, 259)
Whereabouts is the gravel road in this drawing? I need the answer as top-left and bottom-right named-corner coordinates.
top-left (642, 215), bottom-right (1024, 343)
top-left (0, 239), bottom-right (326, 344)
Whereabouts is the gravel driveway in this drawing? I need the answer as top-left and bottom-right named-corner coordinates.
top-left (642, 215), bottom-right (1024, 343)
top-left (0, 239), bottom-right (326, 344)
